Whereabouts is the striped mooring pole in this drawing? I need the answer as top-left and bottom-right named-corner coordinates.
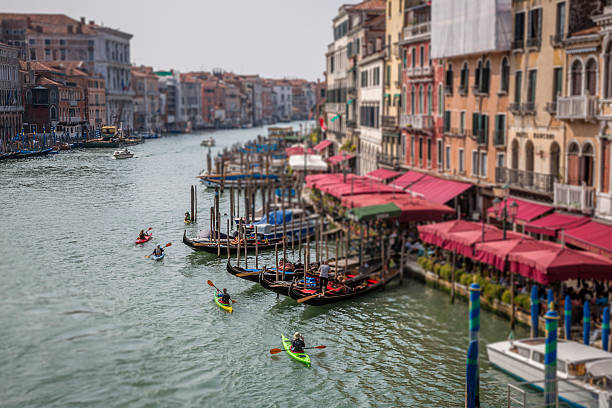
top-left (466, 282), bottom-right (480, 408)
top-left (544, 304), bottom-right (559, 408)
top-left (564, 295), bottom-right (571, 340)
top-left (603, 307), bottom-right (610, 352)
top-left (530, 285), bottom-right (539, 337)
top-left (584, 301), bottom-right (591, 346)
top-left (547, 288), bottom-right (554, 308)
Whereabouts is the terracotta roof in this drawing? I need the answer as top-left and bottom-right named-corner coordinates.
top-left (348, 0), bottom-right (385, 11)
top-left (37, 76), bottom-right (62, 86)
top-left (571, 25), bottom-right (600, 37)
top-left (0, 13), bottom-right (96, 35)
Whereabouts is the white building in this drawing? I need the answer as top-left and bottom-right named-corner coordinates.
top-left (357, 49), bottom-right (384, 175)
top-left (273, 84), bottom-right (292, 121)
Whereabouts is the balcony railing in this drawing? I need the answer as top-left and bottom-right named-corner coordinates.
top-left (493, 130), bottom-right (506, 147)
top-left (557, 95), bottom-right (597, 121)
top-left (382, 115), bottom-right (398, 129)
top-left (474, 129), bottom-right (488, 146)
top-left (550, 33), bottom-right (565, 48)
top-left (509, 102), bottom-right (521, 114)
top-left (458, 86), bottom-right (468, 97)
top-left (444, 85), bottom-right (453, 96)
top-left (545, 101), bottom-right (557, 115)
top-left (347, 119), bottom-right (357, 128)
top-left (596, 192), bottom-right (612, 219)
top-left (377, 153), bottom-right (401, 168)
top-left (402, 21), bottom-right (431, 42)
top-left (69, 116), bottom-right (81, 122)
top-left (526, 37), bottom-right (542, 49)
top-left (495, 168), bottom-right (558, 194)
top-left (521, 102), bottom-right (536, 115)
top-left (400, 114), bottom-right (434, 130)
top-left (512, 39), bottom-right (525, 50)
top-left (554, 183), bottom-right (595, 213)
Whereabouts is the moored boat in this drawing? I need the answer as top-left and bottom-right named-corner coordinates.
top-left (112, 148), bottom-right (134, 159)
top-left (183, 230), bottom-right (281, 254)
top-left (226, 261), bottom-right (303, 283)
top-left (200, 137), bottom-right (215, 147)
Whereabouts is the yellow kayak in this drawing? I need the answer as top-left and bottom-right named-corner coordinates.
top-left (214, 295), bottom-right (232, 313)
top-left (184, 219), bottom-right (191, 225)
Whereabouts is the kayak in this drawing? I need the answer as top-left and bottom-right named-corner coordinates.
top-left (214, 295), bottom-right (233, 313)
top-left (136, 234), bottom-right (152, 244)
top-left (281, 334), bottom-right (310, 367)
top-left (152, 252), bottom-right (165, 261)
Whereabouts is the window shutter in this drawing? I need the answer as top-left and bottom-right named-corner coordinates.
top-left (472, 112), bottom-right (479, 136)
top-left (483, 115), bottom-right (489, 145)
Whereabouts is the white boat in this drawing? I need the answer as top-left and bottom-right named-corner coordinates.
top-left (200, 137), bottom-right (215, 147)
top-left (112, 148), bottom-right (134, 159)
top-left (241, 208), bottom-right (318, 241)
top-left (487, 337), bottom-right (612, 408)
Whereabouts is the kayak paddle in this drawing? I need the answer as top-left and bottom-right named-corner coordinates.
top-left (144, 242), bottom-right (172, 258)
top-left (296, 293), bottom-right (323, 304)
top-left (270, 345), bottom-right (326, 354)
top-left (207, 280), bottom-right (237, 303)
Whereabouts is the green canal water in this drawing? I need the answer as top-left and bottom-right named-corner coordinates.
top-left (0, 122), bottom-right (531, 407)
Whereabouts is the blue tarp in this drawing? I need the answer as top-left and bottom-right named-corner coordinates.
top-left (275, 188), bottom-right (296, 198)
top-left (255, 210), bottom-right (293, 225)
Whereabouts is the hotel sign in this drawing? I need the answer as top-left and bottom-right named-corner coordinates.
top-left (534, 133), bottom-right (554, 140)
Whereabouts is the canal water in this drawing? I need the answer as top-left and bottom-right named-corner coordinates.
top-left (1, 122), bottom-right (531, 407)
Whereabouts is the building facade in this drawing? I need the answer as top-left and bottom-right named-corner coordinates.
top-left (0, 42), bottom-right (23, 150)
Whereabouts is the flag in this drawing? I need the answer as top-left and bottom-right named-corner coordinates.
top-left (331, 114), bottom-right (340, 122)
top-left (319, 116), bottom-right (327, 131)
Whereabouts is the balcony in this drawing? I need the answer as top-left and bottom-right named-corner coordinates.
top-left (554, 183), bottom-right (595, 214)
top-left (472, 85), bottom-right (488, 97)
top-left (69, 100), bottom-right (78, 106)
top-left (557, 95), bottom-right (597, 121)
top-left (509, 102), bottom-right (521, 114)
top-left (458, 86), bottom-right (468, 97)
top-left (405, 67), bottom-right (414, 76)
top-left (545, 101), bottom-right (557, 115)
top-left (493, 130), bottom-right (506, 147)
top-left (450, 127), bottom-right (466, 138)
top-left (402, 21), bottom-right (431, 42)
top-left (526, 37), bottom-right (542, 50)
top-left (413, 66), bottom-right (422, 76)
top-left (69, 116), bottom-right (81, 123)
top-left (512, 39), bottom-right (524, 51)
top-left (550, 33), bottom-right (565, 48)
top-left (474, 129), bottom-right (488, 146)
top-left (596, 192), bottom-right (612, 219)
top-left (377, 153), bottom-right (401, 169)
top-left (347, 119), bottom-right (357, 129)
top-left (496, 168), bottom-right (558, 194)
top-left (382, 115), bottom-right (398, 130)
top-left (521, 102), bottom-right (536, 115)
top-left (444, 85), bottom-right (453, 96)
top-left (400, 114), bottom-right (434, 130)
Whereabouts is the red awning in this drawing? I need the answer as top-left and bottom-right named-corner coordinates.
top-left (319, 177), bottom-right (398, 198)
top-left (487, 198), bottom-right (552, 225)
top-left (524, 213), bottom-right (589, 237)
top-left (418, 220), bottom-right (483, 247)
top-left (365, 168), bottom-right (400, 183)
top-left (406, 175), bottom-right (472, 204)
top-left (564, 220), bottom-right (612, 259)
top-left (313, 139), bottom-right (333, 152)
top-left (285, 146), bottom-right (314, 156)
top-left (508, 245), bottom-right (612, 284)
top-left (341, 193), bottom-right (454, 222)
top-left (327, 153), bottom-right (355, 164)
top-left (474, 238), bottom-right (557, 271)
top-left (442, 225), bottom-right (524, 257)
top-left (390, 171), bottom-right (426, 190)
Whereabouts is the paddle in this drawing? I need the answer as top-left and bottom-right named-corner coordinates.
top-left (207, 280), bottom-right (237, 303)
top-left (270, 345), bottom-right (326, 354)
top-left (296, 293), bottom-right (322, 304)
top-left (144, 242), bottom-right (172, 258)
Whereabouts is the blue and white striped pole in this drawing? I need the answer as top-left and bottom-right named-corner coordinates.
top-left (584, 301), bottom-right (591, 346)
top-left (465, 340), bottom-right (478, 408)
top-left (564, 295), bottom-right (571, 340)
top-left (603, 307), bottom-right (610, 352)
top-left (467, 282), bottom-right (480, 407)
top-left (530, 285), bottom-right (539, 337)
top-left (544, 304), bottom-right (559, 408)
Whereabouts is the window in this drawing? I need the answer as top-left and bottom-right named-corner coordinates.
top-left (459, 149), bottom-right (465, 173)
top-left (445, 145), bottom-right (451, 170)
top-left (497, 153), bottom-right (505, 169)
top-left (444, 110), bottom-right (451, 132)
top-left (460, 62), bottom-right (469, 91)
top-left (411, 86), bottom-right (415, 115)
top-left (359, 105), bottom-right (379, 128)
top-left (388, 1), bottom-right (392, 17)
top-left (445, 63), bottom-right (453, 94)
top-left (482, 60), bottom-right (491, 94)
top-left (427, 138), bottom-right (432, 166)
top-left (527, 70), bottom-right (537, 103)
top-left (501, 58), bottom-right (510, 93)
top-left (410, 135), bottom-right (415, 164)
top-left (437, 140), bottom-right (443, 168)
top-left (475, 60), bottom-right (482, 88)
top-left (420, 46), bottom-right (424, 67)
top-left (480, 152), bottom-right (487, 177)
top-left (438, 84), bottom-right (443, 114)
top-left (528, 8), bottom-right (542, 42)
top-left (418, 137), bottom-right (423, 164)
top-left (514, 12), bottom-right (525, 48)
top-left (586, 59), bottom-right (597, 96)
top-left (386, 65), bottom-right (391, 86)
top-left (411, 47), bottom-right (416, 67)
top-left (472, 150), bottom-right (479, 176)
top-left (330, 56), bottom-right (335, 73)
top-left (514, 71), bottom-right (522, 103)
top-left (552, 67), bottom-right (562, 103)
top-left (402, 48), bottom-right (407, 67)
top-left (556, 2), bottom-right (566, 37)
top-left (418, 86), bottom-right (423, 114)
top-left (459, 111), bottom-right (466, 134)
top-left (494, 114), bottom-right (506, 146)
top-left (45, 39), bottom-right (50, 45)
top-left (427, 85), bottom-right (432, 115)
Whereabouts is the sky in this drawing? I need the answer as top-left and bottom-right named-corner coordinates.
top-left (2, 0), bottom-right (347, 81)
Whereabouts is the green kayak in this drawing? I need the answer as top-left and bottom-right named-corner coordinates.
top-left (214, 295), bottom-right (233, 313)
top-left (281, 334), bottom-right (310, 367)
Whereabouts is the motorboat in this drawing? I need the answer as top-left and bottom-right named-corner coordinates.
top-left (243, 209), bottom-right (318, 241)
top-left (487, 337), bottom-right (612, 408)
top-left (112, 148), bottom-right (134, 159)
top-left (200, 137), bottom-right (215, 147)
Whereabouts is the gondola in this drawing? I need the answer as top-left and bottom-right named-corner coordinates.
top-left (288, 267), bottom-right (400, 306)
top-left (259, 271), bottom-right (295, 296)
top-left (226, 261), bottom-right (303, 283)
top-left (183, 230), bottom-right (281, 254)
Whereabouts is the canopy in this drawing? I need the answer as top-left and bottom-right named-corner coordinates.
top-left (255, 210), bottom-right (293, 225)
top-left (509, 245), bottom-right (612, 284)
top-left (417, 220), bottom-right (483, 247)
top-left (365, 168), bottom-right (400, 183)
top-left (524, 212), bottom-right (589, 237)
top-left (487, 198), bottom-right (552, 225)
top-left (341, 194), bottom-right (454, 223)
top-left (564, 220), bottom-right (612, 259)
top-left (318, 178), bottom-right (398, 198)
top-left (288, 154), bottom-right (328, 172)
top-left (285, 146), bottom-right (314, 156)
top-left (313, 139), bottom-right (333, 152)
top-left (474, 238), bottom-right (557, 271)
top-left (390, 171), bottom-right (426, 190)
top-left (305, 173), bottom-right (361, 189)
top-left (406, 175), bottom-right (472, 204)
top-left (327, 153), bottom-right (355, 164)
top-left (348, 202), bottom-right (402, 221)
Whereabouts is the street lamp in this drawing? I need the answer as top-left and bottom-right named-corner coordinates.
top-left (493, 190), bottom-right (519, 240)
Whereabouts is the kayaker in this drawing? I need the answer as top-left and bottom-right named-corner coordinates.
top-left (217, 288), bottom-right (231, 305)
top-left (184, 211), bottom-right (191, 222)
top-left (152, 245), bottom-right (164, 257)
top-left (138, 230), bottom-right (147, 240)
top-left (291, 332), bottom-right (305, 353)
top-left (318, 261), bottom-right (330, 295)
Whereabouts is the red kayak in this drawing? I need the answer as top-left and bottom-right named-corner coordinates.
top-left (136, 234), bottom-right (152, 244)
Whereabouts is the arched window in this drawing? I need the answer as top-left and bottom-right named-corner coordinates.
top-left (50, 105), bottom-right (57, 120)
top-left (475, 60), bottom-right (483, 88)
top-left (460, 62), bottom-right (469, 90)
top-left (525, 140), bottom-right (534, 172)
top-left (445, 63), bottom-right (453, 93)
top-left (586, 58), bottom-right (597, 96)
top-left (571, 60), bottom-right (583, 96)
top-left (550, 142), bottom-right (560, 179)
top-left (427, 85), bottom-right (433, 115)
top-left (567, 141), bottom-right (580, 185)
top-left (411, 85), bottom-right (415, 115)
top-left (511, 139), bottom-right (519, 170)
top-left (501, 57), bottom-right (510, 93)
top-left (438, 83), bottom-right (443, 114)
top-left (482, 60), bottom-right (491, 93)
top-left (582, 142), bottom-right (595, 186)
top-left (418, 85), bottom-right (423, 114)
top-left (606, 42), bottom-right (612, 98)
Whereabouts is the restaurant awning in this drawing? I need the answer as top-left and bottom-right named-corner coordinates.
top-left (524, 212), bottom-right (589, 237)
top-left (564, 220), bottom-right (612, 259)
top-left (390, 171), bottom-right (426, 190)
top-left (474, 238), bottom-right (557, 271)
top-left (342, 193), bottom-right (454, 222)
top-left (288, 154), bottom-right (328, 172)
top-left (487, 198), bottom-right (552, 225)
top-left (365, 168), bottom-right (400, 183)
top-left (319, 178), bottom-right (398, 198)
top-left (406, 175), bottom-right (472, 204)
top-left (327, 154), bottom-right (355, 164)
top-left (442, 225), bottom-right (524, 258)
top-left (418, 220), bottom-right (483, 247)
top-left (508, 245), bottom-right (612, 284)
top-left (285, 145), bottom-right (314, 156)
top-left (313, 139), bottom-right (333, 152)
top-left (348, 202), bottom-right (402, 221)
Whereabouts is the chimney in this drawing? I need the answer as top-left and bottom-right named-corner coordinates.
top-left (80, 17), bottom-right (85, 24)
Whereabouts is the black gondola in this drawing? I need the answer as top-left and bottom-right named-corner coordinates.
top-left (226, 261), bottom-right (303, 283)
top-left (183, 231), bottom-right (281, 254)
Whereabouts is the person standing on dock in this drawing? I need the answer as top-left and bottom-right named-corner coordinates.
top-left (318, 261), bottom-right (330, 295)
